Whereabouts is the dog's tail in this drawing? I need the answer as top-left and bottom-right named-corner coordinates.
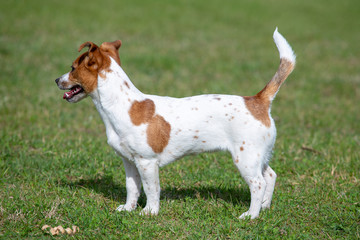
top-left (257, 28), bottom-right (296, 101)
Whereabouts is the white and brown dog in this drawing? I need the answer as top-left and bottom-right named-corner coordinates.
top-left (55, 28), bottom-right (295, 219)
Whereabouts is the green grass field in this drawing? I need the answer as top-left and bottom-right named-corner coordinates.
top-left (1, 0), bottom-right (359, 238)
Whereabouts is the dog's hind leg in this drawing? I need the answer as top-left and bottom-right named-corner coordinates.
top-left (261, 165), bottom-right (277, 209)
top-left (231, 146), bottom-right (266, 219)
top-left (116, 158), bottom-right (142, 212)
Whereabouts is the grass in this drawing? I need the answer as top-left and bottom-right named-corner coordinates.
top-left (1, 0), bottom-right (359, 238)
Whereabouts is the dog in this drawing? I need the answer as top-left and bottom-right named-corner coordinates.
top-left (55, 28), bottom-right (295, 219)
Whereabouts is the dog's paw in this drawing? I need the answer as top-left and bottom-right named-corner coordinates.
top-left (239, 211), bottom-right (258, 220)
top-left (239, 211), bottom-right (251, 220)
top-left (116, 204), bottom-right (136, 212)
top-left (139, 206), bottom-right (159, 216)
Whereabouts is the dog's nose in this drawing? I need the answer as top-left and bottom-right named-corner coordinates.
top-left (55, 78), bottom-right (60, 84)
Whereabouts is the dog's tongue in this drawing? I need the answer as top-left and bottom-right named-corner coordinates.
top-left (63, 87), bottom-right (81, 100)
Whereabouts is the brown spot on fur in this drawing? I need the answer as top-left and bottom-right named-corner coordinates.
top-left (128, 99), bottom-right (172, 153)
top-left (202, 141), bottom-right (206, 143)
top-left (214, 97), bottom-right (221, 101)
top-left (240, 146), bottom-right (244, 151)
top-left (270, 173), bottom-right (273, 177)
top-left (243, 141), bottom-right (245, 145)
top-left (147, 115), bottom-right (171, 153)
top-left (193, 136), bottom-right (199, 139)
top-left (243, 95), bottom-right (271, 127)
top-left (129, 99), bottom-right (155, 126)
top-left (98, 72), bottom-right (106, 79)
top-left (235, 158), bottom-right (239, 163)
top-left (124, 81), bottom-right (130, 89)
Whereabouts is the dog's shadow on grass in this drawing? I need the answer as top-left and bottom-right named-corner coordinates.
top-left (62, 174), bottom-right (250, 207)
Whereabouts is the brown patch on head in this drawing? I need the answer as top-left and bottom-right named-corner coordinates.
top-left (68, 42), bottom-right (102, 94)
top-left (67, 40), bottom-right (122, 95)
top-left (147, 115), bottom-right (171, 153)
top-left (129, 99), bottom-right (156, 125)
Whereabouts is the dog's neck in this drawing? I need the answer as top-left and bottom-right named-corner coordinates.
top-left (90, 58), bottom-right (144, 105)
top-left (89, 58), bottom-right (144, 134)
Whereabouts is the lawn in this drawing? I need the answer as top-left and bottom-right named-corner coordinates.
top-left (1, 0), bottom-right (359, 238)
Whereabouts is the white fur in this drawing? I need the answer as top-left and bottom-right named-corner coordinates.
top-left (273, 27), bottom-right (296, 63)
top-left (57, 29), bottom-right (295, 219)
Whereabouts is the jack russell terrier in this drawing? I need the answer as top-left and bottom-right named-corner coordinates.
top-left (55, 28), bottom-right (295, 219)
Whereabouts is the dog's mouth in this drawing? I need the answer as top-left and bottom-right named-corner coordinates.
top-left (63, 85), bottom-right (84, 100)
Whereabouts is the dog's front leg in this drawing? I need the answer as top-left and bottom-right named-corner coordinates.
top-left (116, 158), bottom-right (141, 212)
top-left (136, 159), bottom-right (160, 215)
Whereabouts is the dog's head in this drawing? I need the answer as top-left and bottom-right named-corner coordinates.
top-left (55, 40), bottom-right (122, 102)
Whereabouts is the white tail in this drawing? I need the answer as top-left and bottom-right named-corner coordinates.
top-left (273, 27), bottom-right (296, 64)
top-left (255, 28), bottom-right (296, 101)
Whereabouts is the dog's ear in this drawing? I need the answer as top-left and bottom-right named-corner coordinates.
top-left (100, 40), bottom-right (122, 66)
top-left (78, 41), bottom-right (102, 70)
top-left (101, 40), bottom-right (122, 50)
